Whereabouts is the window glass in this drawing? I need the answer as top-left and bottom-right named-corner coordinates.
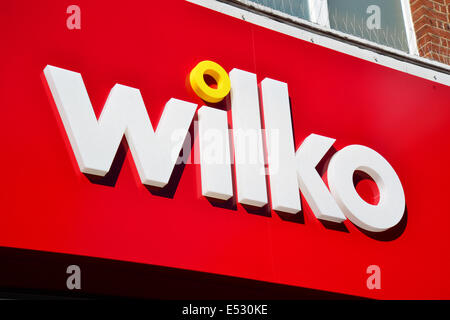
top-left (249, 0), bottom-right (310, 21)
top-left (327, 0), bottom-right (408, 52)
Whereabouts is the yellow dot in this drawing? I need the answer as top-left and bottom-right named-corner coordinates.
top-left (189, 60), bottom-right (231, 103)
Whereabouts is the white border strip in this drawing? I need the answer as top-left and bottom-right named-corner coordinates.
top-left (187, 0), bottom-right (450, 86)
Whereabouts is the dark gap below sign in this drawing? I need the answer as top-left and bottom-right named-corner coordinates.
top-left (0, 246), bottom-right (363, 300)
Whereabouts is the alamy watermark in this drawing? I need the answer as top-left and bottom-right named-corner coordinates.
top-left (366, 264), bottom-right (381, 290)
top-left (66, 5), bottom-right (81, 30)
top-left (171, 122), bottom-right (281, 175)
top-left (66, 265), bottom-right (81, 290)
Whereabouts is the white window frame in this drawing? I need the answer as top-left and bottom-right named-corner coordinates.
top-left (222, 0), bottom-right (418, 55)
top-left (400, 0), bottom-right (419, 55)
top-left (308, 0), bottom-right (329, 28)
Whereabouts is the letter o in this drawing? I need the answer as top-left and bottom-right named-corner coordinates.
top-left (327, 145), bottom-right (405, 232)
top-left (189, 60), bottom-right (231, 103)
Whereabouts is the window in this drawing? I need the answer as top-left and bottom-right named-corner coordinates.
top-left (229, 0), bottom-right (418, 55)
top-left (249, 0), bottom-right (310, 21)
top-left (328, 0), bottom-right (408, 52)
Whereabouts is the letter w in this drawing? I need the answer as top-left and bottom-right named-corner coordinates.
top-left (44, 65), bottom-right (197, 187)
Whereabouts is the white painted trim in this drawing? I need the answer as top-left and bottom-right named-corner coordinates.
top-left (308, 0), bottom-right (329, 28)
top-left (187, 0), bottom-right (450, 86)
top-left (400, 0), bottom-right (419, 55)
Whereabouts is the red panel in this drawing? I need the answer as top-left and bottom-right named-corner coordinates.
top-left (0, 0), bottom-right (449, 299)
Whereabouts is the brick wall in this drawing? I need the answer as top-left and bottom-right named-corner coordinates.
top-left (410, 0), bottom-right (450, 65)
